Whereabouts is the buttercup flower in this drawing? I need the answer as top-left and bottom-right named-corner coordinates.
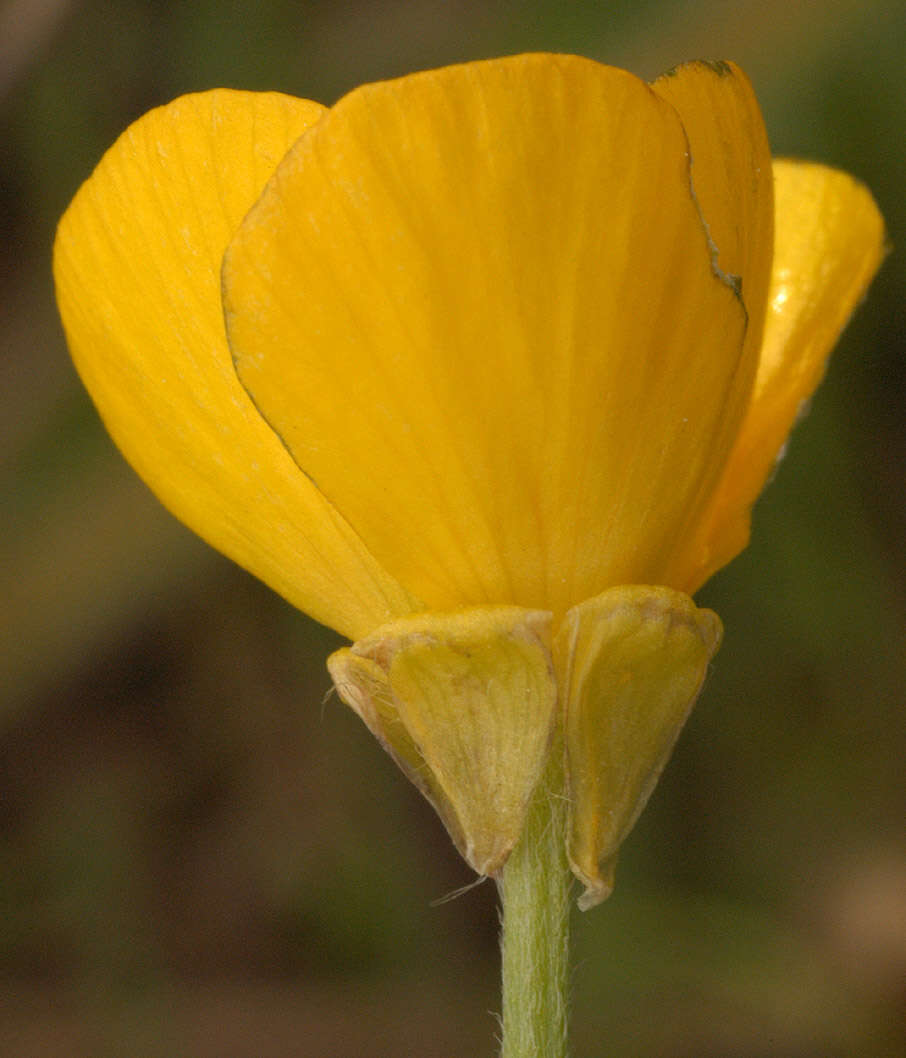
top-left (54, 55), bottom-right (884, 909)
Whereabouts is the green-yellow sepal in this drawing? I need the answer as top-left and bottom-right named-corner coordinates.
top-left (329, 587), bottom-right (721, 906)
top-left (555, 586), bottom-right (722, 909)
top-left (328, 607), bottom-right (558, 877)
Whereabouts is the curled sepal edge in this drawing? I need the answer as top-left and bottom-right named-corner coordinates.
top-left (554, 585), bottom-right (722, 910)
top-left (328, 605), bottom-right (558, 877)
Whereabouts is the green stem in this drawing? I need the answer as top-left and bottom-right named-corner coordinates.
top-left (498, 741), bottom-right (571, 1058)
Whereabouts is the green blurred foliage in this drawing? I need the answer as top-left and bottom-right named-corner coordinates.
top-left (1, 1), bottom-right (904, 1054)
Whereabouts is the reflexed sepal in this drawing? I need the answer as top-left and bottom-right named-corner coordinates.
top-left (328, 606), bottom-right (558, 876)
top-left (555, 586), bottom-right (722, 909)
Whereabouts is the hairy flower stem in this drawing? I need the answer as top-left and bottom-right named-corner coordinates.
top-left (498, 736), bottom-right (571, 1058)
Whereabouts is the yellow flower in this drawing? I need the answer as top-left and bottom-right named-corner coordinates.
top-left (54, 55), bottom-right (884, 907)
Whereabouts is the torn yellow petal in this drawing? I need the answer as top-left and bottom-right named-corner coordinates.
top-left (651, 61), bottom-right (775, 588)
top-left (554, 586), bottom-right (722, 909)
top-left (667, 160), bottom-right (887, 590)
top-left (652, 61), bottom-right (773, 329)
top-left (53, 90), bottom-right (419, 640)
top-left (328, 607), bottom-right (557, 876)
top-left (225, 54), bottom-right (748, 620)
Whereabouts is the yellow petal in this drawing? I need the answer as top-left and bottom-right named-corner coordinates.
top-left (225, 54), bottom-right (748, 619)
top-left (328, 607), bottom-right (557, 876)
top-left (667, 160), bottom-right (887, 590)
top-left (651, 62), bottom-right (775, 584)
top-left (651, 61), bottom-right (773, 326)
top-left (54, 90), bottom-right (419, 639)
top-left (554, 585), bottom-right (722, 909)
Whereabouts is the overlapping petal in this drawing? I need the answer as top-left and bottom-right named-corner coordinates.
top-left (53, 90), bottom-right (419, 640)
top-left (652, 60), bottom-right (774, 334)
top-left (225, 54), bottom-right (755, 621)
top-left (667, 160), bottom-right (887, 590)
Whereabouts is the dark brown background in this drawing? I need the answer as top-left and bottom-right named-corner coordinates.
top-left (2, 0), bottom-right (904, 1054)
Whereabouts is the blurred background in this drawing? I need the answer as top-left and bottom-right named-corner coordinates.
top-left (2, 0), bottom-right (904, 1055)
